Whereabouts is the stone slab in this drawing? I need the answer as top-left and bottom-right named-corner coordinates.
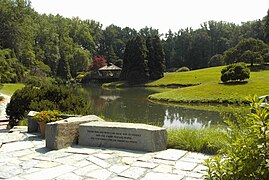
top-left (142, 172), bottom-right (184, 180)
top-left (118, 167), bottom-right (147, 179)
top-left (85, 169), bottom-right (112, 179)
top-left (0, 141), bottom-right (34, 153)
top-left (175, 161), bottom-right (198, 171)
top-left (46, 115), bottom-right (105, 150)
top-left (79, 122), bottom-right (167, 152)
top-left (154, 149), bottom-right (188, 161)
top-left (22, 165), bottom-right (76, 180)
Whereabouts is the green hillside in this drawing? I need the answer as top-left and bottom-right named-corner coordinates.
top-left (148, 66), bottom-right (269, 104)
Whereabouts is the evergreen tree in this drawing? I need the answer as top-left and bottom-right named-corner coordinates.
top-left (163, 30), bottom-right (175, 69)
top-left (146, 35), bottom-right (165, 80)
top-left (57, 36), bottom-right (72, 81)
top-left (151, 35), bottom-right (165, 79)
top-left (146, 36), bottom-right (155, 79)
top-left (107, 45), bottom-right (117, 64)
top-left (121, 36), bottom-right (148, 84)
top-left (264, 9), bottom-right (269, 44)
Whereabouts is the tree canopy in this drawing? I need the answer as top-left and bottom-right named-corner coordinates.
top-left (223, 38), bottom-right (269, 66)
top-left (0, 1), bottom-right (268, 84)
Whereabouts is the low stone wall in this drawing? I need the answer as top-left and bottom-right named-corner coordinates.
top-left (79, 122), bottom-right (167, 152)
top-left (46, 115), bottom-right (105, 150)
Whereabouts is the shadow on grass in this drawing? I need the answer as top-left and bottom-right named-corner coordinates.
top-left (219, 81), bottom-right (249, 86)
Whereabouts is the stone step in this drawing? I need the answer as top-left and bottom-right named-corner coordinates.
top-left (0, 116), bottom-right (8, 121)
top-left (0, 117), bottom-right (8, 124)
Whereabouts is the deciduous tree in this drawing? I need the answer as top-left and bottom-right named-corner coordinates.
top-left (88, 55), bottom-right (107, 72)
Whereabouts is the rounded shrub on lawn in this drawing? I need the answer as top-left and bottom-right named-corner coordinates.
top-left (221, 63), bottom-right (250, 83)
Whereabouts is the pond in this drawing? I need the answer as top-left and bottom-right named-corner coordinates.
top-left (77, 85), bottom-right (225, 129)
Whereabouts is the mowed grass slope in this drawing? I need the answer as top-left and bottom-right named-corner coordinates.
top-left (148, 66), bottom-right (269, 104)
top-left (148, 66), bottom-right (223, 87)
top-left (0, 83), bottom-right (25, 96)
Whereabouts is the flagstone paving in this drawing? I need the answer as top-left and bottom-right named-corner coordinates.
top-left (0, 126), bottom-right (210, 179)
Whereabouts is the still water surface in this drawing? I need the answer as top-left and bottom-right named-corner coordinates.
top-left (78, 85), bottom-right (224, 129)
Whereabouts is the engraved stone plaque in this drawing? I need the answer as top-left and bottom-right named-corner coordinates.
top-left (79, 122), bottom-right (167, 152)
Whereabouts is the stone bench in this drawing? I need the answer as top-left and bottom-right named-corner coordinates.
top-left (46, 115), bottom-right (105, 150)
top-left (78, 122), bottom-right (167, 152)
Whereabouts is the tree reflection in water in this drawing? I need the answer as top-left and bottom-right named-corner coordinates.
top-left (163, 109), bottom-right (212, 129)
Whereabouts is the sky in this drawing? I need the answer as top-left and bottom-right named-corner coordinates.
top-left (30, 0), bottom-right (269, 34)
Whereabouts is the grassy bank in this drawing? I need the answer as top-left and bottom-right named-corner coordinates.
top-left (148, 67), bottom-right (269, 104)
top-left (0, 83), bottom-right (25, 96)
top-left (167, 127), bottom-right (228, 154)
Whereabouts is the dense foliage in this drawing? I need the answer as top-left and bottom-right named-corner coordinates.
top-left (6, 84), bottom-right (91, 127)
top-left (223, 38), bottom-right (269, 66)
top-left (0, 49), bottom-right (25, 83)
top-left (163, 20), bottom-right (268, 70)
top-left (205, 96), bottom-right (269, 179)
top-left (0, 0), bottom-right (269, 84)
top-left (221, 63), bottom-right (250, 83)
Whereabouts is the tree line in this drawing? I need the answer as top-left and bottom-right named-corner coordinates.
top-left (0, 0), bottom-right (269, 84)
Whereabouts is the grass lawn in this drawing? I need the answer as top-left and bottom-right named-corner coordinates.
top-left (0, 83), bottom-right (25, 96)
top-left (147, 66), bottom-right (269, 104)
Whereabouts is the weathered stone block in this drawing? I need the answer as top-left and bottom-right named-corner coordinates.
top-left (46, 115), bottom-right (105, 150)
top-left (27, 111), bottom-right (39, 133)
top-left (78, 122), bottom-right (167, 152)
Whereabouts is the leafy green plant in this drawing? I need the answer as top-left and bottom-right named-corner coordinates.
top-left (33, 110), bottom-right (62, 124)
top-left (205, 95), bottom-right (269, 179)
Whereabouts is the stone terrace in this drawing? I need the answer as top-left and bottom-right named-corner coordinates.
top-left (0, 126), bottom-right (210, 180)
